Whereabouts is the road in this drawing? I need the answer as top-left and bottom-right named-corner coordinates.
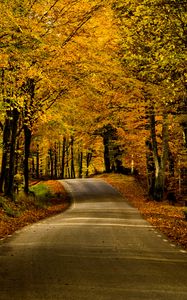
top-left (0, 178), bottom-right (187, 300)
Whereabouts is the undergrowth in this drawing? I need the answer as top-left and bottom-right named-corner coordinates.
top-left (0, 180), bottom-right (70, 239)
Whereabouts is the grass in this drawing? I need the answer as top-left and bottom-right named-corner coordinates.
top-left (29, 183), bottom-right (53, 208)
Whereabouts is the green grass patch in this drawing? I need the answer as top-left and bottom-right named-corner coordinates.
top-left (29, 183), bottom-right (53, 208)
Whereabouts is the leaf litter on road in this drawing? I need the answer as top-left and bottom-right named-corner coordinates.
top-left (98, 173), bottom-right (187, 250)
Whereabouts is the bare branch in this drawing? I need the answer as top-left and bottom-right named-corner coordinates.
top-left (39, 0), bottom-right (61, 22)
top-left (61, 3), bottom-right (104, 47)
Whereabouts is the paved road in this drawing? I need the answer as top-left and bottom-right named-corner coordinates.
top-left (0, 178), bottom-right (187, 300)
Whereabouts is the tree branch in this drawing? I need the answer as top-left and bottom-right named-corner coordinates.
top-left (61, 3), bottom-right (104, 47)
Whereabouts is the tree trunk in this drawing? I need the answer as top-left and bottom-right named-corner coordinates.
top-left (36, 144), bottom-right (40, 179)
top-left (78, 150), bottom-right (83, 178)
top-left (5, 108), bottom-right (20, 197)
top-left (24, 125), bottom-right (32, 194)
top-left (61, 137), bottom-right (66, 179)
top-left (31, 157), bottom-right (35, 177)
top-left (49, 148), bottom-right (54, 179)
top-left (145, 138), bottom-right (155, 197)
top-left (86, 151), bottom-right (92, 177)
top-left (160, 113), bottom-right (169, 189)
top-left (103, 135), bottom-right (111, 173)
top-left (15, 139), bottom-right (20, 175)
top-left (148, 109), bottom-right (169, 201)
top-left (54, 142), bottom-right (58, 179)
top-left (70, 136), bottom-right (75, 178)
top-left (65, 140), bottom-right (70, 178)
top-left (149, 110), bottom-right (163, 201)
top-left (0, 114), bottom-right (11, 193)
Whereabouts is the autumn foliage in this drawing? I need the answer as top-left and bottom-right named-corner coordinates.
top-left (0, 1), bottom-right (186, 205)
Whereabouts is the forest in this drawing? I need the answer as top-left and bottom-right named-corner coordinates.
top-left (0, 0), bottom-right (186, 203)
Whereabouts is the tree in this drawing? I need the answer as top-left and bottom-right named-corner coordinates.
top-left (113, 0), bottom-right (187, 200)
top-left (0, 0), bottom-right (109, 196)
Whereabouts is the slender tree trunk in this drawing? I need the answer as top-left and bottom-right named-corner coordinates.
top-left (86, 151), bottom-right (92, 177)
top-left (145, 138), bottom-right (155, 197)
top-left (70, 136), bottom-right (75, 178)
top-left (0, 114), bottom-right (11, 193)
top-left (24, 125), bottom-right (32, 194)
top-left (149, 110), bottom-right (164, 201)
top-left (15, 139), bottom-right (20, 175)
top-left (5, 108), bottom-right (20, 197)
top-left (0, 69), bottom-right (7, 193)
top-left (31, 157), bottom-right (35, 177)
top-left (78, 150), bottom-right (83, 178)
top-left (36, 144), bottom-right (40, 179)
top-left (61, 137), bottom-right (66, 179)
top-left (58, 141), bottom-right (61, 178)
top-left (65, 140), bottom-right (70, 178)
top-left (160, 113), bottom-right (169, 189)
top-left (54, 142), bottom-right (58, 179)
top-left (103, 135), bottom-right (111, 173)
top-left (23, 78), bottom-right (35, 188)
top-left (46, 155), bottom-right (50, 178)
top-left (49, 148), bottom-right (54, 179)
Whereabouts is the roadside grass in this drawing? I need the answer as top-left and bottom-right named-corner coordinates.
top-left (96, 173), bottom-right (187, 250)
top-left (29, 182), bottom-right (53, 208)
top-left (0, 180), bottom-right (70, 239)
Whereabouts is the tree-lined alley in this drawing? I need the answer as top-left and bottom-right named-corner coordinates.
top-left (0, 0), bottom-right (186, 203)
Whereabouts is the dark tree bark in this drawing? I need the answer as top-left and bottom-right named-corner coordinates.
top-left (146, 107), bottom-right (169, 201)
top-left (22, 78), bottom-right (35, 193)
top-left (86, 151), bottom-right (93, 177)
top-left (70, 136), bottom-right (75, 179)
top-left (5, 108), bottom-right (20, 197)
top-left (15, 139), bottom-right (20, 175)
top-left (145, 138), bottom-right (156, 197)
top-left (0, 112), bottom-right (11, 193)
top-left (54, 142), bottom-right (58, 179)
top-left (65, 140), bottom-right (70, 178)
top-left (31, 157), bottom-right (35, 177)
top-left (78, 150), bottom-right (83, 178)
top-left (103, 134), bottom-right (111, 173)
top-left (100, 124), bottom-right (119, 173)
top-left (49, 148), bottom-right (54, 179)
top-left (36, 144), bottom-right (40, 179)
top-left (61, 137), bottom-right (66, 179)
top-left (23, 125), bottom-right (32, 194)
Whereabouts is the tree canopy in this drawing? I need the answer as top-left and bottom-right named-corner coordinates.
top-left (0, 0), bottom-right (186, 202)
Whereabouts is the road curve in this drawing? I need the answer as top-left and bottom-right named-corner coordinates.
top-left (0, 178), bottom-right (187, 300)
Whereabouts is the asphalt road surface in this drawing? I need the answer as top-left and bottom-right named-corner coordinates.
top-left (0, 178), bottom-right (187, 300)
